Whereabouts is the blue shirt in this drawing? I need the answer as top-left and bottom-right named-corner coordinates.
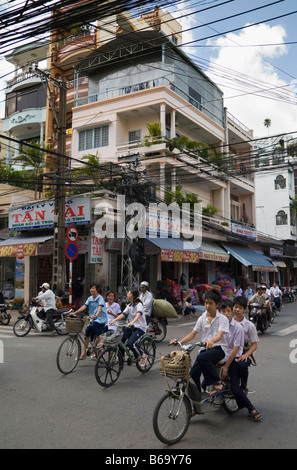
top-left (85, 294), bottom-right (107, 325)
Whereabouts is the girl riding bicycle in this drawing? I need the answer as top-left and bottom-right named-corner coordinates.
top-left (110, 288), bottom-right (147, 365)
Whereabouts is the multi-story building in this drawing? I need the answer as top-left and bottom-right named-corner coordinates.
top-left (70, 7), bottom-right (279, 293)
top-left (254, 137), bottom-right (297, 285)
top-left (0, 5), bottom-right (284, 304)
top-left (2, 40), bottom-right (49, 164)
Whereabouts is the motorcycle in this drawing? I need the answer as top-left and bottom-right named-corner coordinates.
top-left (13, 300), bottom-right (72, 337)
top-left (0, 303), bottom-right (11, 326)
top-left (248, 302), bottom-right (268, 334)
top-left (147, 316), bottom-right (167, 343)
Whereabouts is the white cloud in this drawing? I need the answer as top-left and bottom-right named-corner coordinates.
top-left (205, 23), bottom-right (297, 137)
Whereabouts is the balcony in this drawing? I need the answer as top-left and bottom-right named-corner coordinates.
top-left (75, 75), bottom-right (223, 128)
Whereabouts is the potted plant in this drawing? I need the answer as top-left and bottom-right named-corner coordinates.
top-left (9, 298), bottom-right (24, 310)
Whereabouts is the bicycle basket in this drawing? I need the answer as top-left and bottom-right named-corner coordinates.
top-left (66, 317), bottom-right (85, 334)
top-left (160, 351), bottom-right (191, 380)
top-left (102, 330), bottom-right (122, 345)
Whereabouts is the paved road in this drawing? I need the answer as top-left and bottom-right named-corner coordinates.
top-left (1, 304), bottom-right (297, 450)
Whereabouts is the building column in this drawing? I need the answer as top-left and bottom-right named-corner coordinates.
top-left (170, 109), bottom-right (176, 139)
top-left (159, 163), bottom-right (166, 201)
top-left (40, 122), bottom-right (45, 145)
top-left (6, 131), bottom-right (11, 165)
top-left (160, 103), bottom-right (166, 137)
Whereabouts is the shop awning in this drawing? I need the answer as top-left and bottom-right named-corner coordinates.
top-left (272, 260), bottom-right (287, 269)
top-left (147, 238), bottom-right (230, 263)
top-left (0, 234), bottom-right (53, 257)
top-left (222, 244), bottom-right (278, 272)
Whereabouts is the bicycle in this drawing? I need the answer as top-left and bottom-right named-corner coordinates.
top-left (56, 316), bottom-right (100, 375)
top-left (147, 316), bottom-right (167, 343)
top-left (94, 324), bottom-right (156, 388)
top-left (153, 341), bottom-right (238, 445)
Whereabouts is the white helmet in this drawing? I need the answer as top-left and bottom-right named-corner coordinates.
top-left (40, 282), bottom-right (50, 290)
top-left (140, 281), bottom-right (149, 288)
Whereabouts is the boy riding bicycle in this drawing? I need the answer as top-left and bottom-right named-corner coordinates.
top-left (170, 288), bottom-right (229, 396)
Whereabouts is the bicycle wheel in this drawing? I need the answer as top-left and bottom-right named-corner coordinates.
top-left (153, 392), bottom-right (192, 445)
top-left (95, 346), bottom-right (123, 387)
top-left (56, 336), bottom-right (81, 375)
top-left (13, 318), bottom-right (31, 337)
top-left (222, 391), bottom-right (239, 415)
top-left (136, 335), bottom-right (156, 373)
top-left (148, 320), bottom-right (167, 343)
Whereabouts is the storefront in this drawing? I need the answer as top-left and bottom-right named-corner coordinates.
top-left (222, 244), bottom-right (278, 288)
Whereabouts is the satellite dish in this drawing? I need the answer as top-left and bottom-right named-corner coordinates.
top-left (129, 240), bottom-right (147, 273)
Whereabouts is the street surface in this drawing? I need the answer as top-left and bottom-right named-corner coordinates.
top-left (1, 303), bottom-right (297, 451)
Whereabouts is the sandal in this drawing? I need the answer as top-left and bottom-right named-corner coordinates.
top-left (210, 381), bottom-right (224, 396)
top-left (248, 409), bottom-right (262, 422)
top-left (79, 354), bottom-right (87, 360)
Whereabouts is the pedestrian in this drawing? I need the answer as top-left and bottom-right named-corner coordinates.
top-left (183, 296), bottom-right (197, 319)
top-left (34, 283), bottom-right (58, 336)
top-left (244, 284), bottom-right (253, 301)
top-left (73, 284), bottom-right (107, 359)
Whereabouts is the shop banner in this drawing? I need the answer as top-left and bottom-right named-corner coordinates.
top-left (0, 243), bottom-right (37, 257)
top-left (9, 197), bottom-right (92, 231)
top-left (89, 228), bottom-right (102, 264)
top-left (231, 223), bottom-right (257, 240)
top-left (161, 249), bottom-right (229, 263)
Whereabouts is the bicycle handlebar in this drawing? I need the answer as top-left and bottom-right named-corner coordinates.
top-left (170, 340), bottom-right (206, 351)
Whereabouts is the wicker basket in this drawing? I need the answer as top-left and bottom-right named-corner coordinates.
top-left (66, 317), bottom-right (85, 334)
top-left (102, 330), bottom-right (122, 345)
top-left (161, 351), bottom-right (191, 380)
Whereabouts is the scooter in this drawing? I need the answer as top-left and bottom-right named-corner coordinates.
top-left (248, 302), bottom-right (268, 334)
top-left (0, 303), bottom-right (11, 326)
top-left (13, 300), bottom-right (72, 337)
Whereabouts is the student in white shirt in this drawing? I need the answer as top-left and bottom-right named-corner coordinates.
top-left (233, 296), bottom-right (261, 421)
top-left (105, 291), bottom-right (121, 331)
top-left (219, 297), bottom-right (261, 422)
top-left (110, 288), bottom-right (147, 364)
top-left (170, 288), bottom-right (229, 396)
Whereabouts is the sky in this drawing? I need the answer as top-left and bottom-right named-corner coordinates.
top-left (170, 0), bottom-right (297, 138)
top-left (1, 0), bottom-right (297, 139)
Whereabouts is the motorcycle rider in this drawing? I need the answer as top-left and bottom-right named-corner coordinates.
top-left (139, 281), bottom-right (154, 320)
top-left (34, 283), bottom-right (58, 336)
top-left (248, 284), bottom-right (271, 326)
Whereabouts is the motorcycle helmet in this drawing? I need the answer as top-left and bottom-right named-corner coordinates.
top-left (140, 281), bottom-right (149, 288)
top-left (40, 282), bottom-right (50, 290)
top-left (256, 284), bottom-right (263, 290)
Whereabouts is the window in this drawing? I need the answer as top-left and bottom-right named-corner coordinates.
top-left (78, 125), bottom-right (109, 151)
top-left (276, 210), bottom-right (288, 226)
top-left (274, 175), bottom-right (286, 190)
top-left (128, 129), bottom-right (141, 144)
top-left (5, 85), bottom-right (46, 118)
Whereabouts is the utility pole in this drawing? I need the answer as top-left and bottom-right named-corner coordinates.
top-left (52, 79), bottom-right (67, 294)
top-left (29, 64), bottom-right (67, 294)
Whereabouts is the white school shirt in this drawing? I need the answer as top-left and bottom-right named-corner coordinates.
top-left (123, 301), bottom-right (147, 332)
top-left (106, 302), bottom-right (122, 331)
top-left (193, 310), bottom-right (229, 355)
top-left (225, 318), bottom-right (244, 362)
top-left (237, 317), bottom-right (259, 349)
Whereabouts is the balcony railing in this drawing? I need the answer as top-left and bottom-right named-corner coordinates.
top-left (75, 75), bottom-right (223, 126)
